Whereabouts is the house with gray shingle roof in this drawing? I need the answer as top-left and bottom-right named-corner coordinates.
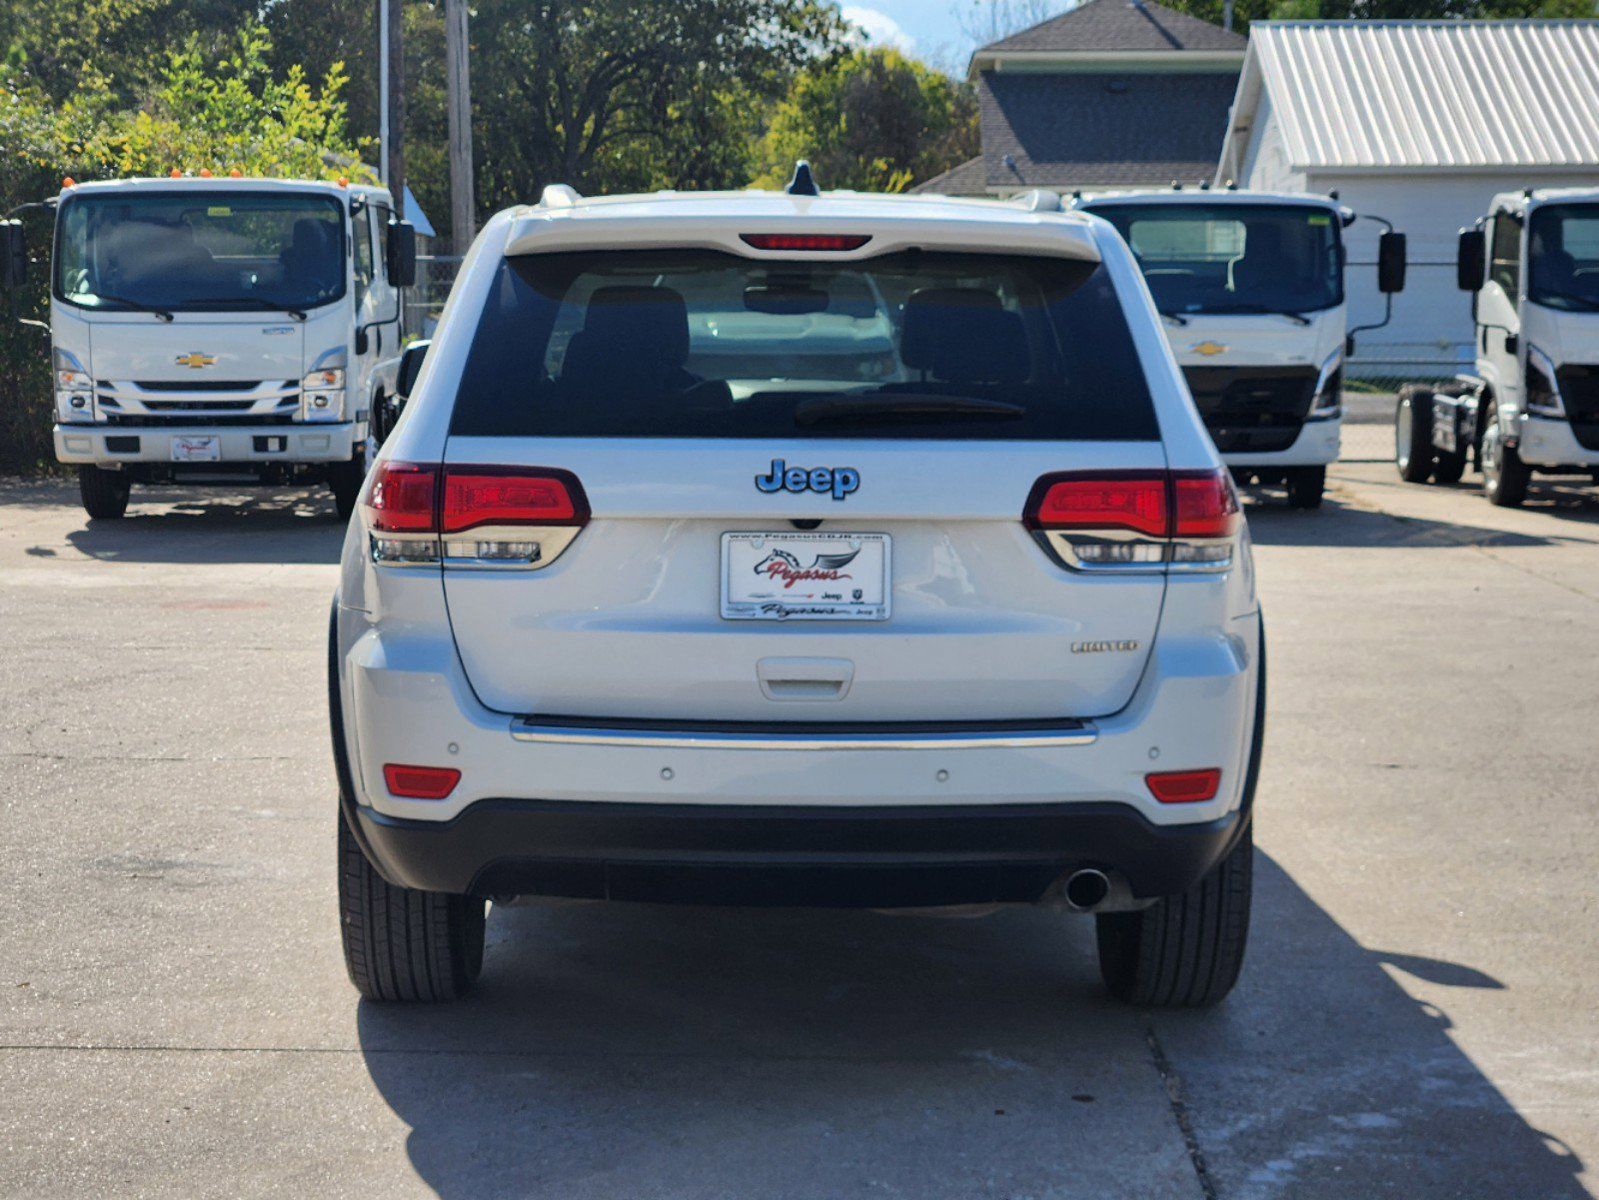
top-left (914, 0), bottom-right (1245, 197)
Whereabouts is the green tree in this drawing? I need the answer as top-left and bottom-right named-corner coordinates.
top-left (754, 48), bottom-right (980, 193)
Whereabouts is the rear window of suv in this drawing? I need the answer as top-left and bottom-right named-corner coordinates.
top-left (448, 249), bottom-right (1159, 440)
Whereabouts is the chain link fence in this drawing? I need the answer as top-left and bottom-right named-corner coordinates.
top-left (403, 254), bottom-right (463, 344)
top-left (1341, 344), bottom-right (1471, 462)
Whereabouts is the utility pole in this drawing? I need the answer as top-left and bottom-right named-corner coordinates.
top-left (383, 0), bottom-right (405, 209)
top-left (445, 0), bottom-right (475, 250)
top-left (1222, 0), bottom-right (1234, 32)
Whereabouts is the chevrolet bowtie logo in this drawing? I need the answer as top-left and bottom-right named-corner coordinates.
top-left (175, 352), bottom-right (217, 369)
top-left (1192, 341), bottom-right (1227, 357)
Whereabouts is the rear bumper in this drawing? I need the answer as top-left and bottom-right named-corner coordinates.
top-left (54, 422), bottom-right (357, 465)
top-left (1220, 416), bottom-right (1340, 468)
top-left (349, 797), bottom-right (1247, 905)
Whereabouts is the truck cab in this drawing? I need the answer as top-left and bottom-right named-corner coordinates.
top-left (0, 176), bottom-right (416, 519)
top-left (1397, 188), bottom-right (1599, 506)
top-left (1079, 190), bottom-right (1406, 508)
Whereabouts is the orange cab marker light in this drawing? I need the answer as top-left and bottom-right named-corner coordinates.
top-left (61, 176), bottom-right (76, 188)
top-left (170, 168), bottom-right (182, 178)
top-left (198, 167), bottom-right (212, 178)
top-left (229, 168), bottom-right (242, 178)
top-left (337, 176), bottom-right (349, 188)
top-left (1146, 768), bottom-right (1222, 804)
top-left (383, 764), bottom-right (462, 800)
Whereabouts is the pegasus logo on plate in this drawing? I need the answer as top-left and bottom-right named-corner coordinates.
top-left (755, 458), bottom-right (860, 501)
top-left (175, 352), bottom-right (217, 369)
top-left (754, 547), bottom-right (860, 589)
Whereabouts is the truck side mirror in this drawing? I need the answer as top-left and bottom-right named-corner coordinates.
top-left (385, 220), bottom-right (417, 288)
top-left (1457, 229), bottom-right (1485, 292)
top-left (1377, 230), bottom-right (1406, 294)
top-left (397, 339), bottom-right (430, 397)
top-left (0, 220), bottom-right (26, 290)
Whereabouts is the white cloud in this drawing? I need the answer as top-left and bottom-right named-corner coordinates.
top-left (841, 6), bottom-right (917, 53)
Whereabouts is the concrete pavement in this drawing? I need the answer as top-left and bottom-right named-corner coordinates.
top-left (0, 464), bottom-right (1595, 1198)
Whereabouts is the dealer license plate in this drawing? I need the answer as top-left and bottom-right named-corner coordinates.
top-left (170, 435), bottom-right (221, 463)
top-left (721, 532), bottom-right (891, 621)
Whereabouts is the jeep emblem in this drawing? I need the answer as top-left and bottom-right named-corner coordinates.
top-left (755, 458), bottom-right (860, 501)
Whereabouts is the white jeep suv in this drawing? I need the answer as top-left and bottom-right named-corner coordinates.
top-left (329, 178), bottom-right (1265, 1007)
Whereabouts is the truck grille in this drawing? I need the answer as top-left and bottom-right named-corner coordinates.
top-left (128, 380), bottom-right (274, 392)
top-left (1181, 366), bottom-right (1318, 454)
top-left (1556, 364), bottom-right (1599, 451)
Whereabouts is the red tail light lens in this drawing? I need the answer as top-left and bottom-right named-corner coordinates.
top-left (739, 233), bottom-right (871, 252)
top-left (1025, 473), bottom-right (1168, 536)
top-left (442, 467), bottom-right (588, 534)
top-left (1146, 768), bottom-right (1222, 804)
top-left (383, 763), bottom-right (462, 800)
top-left (1172, 470), bottom-right (1241, 538)
top-left (365, 461), bottom-right (438, 532)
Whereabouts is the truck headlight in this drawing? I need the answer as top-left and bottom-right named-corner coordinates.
top-left (1307, 349), bottom-right (1342, 421)
top-left (301, 367), bottom-right (346, 423)
top-left (53, 348), bottom-right (97, 423)
top-left (1525, 344), bottom-right (1565, 418)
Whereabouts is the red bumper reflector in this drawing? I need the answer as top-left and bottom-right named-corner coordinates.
top-left (1146, 768), bottom-right (1222, 804)
top-left (383, 764), bottom-right (462, 800)
top-left (739, 233), bottom-right (871, 251)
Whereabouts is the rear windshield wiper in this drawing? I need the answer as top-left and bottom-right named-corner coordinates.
top-left (78, 294), bottom-right (174, 322)
top-left (1203, 303), bottom-right (1312, 325)
top-left (186, 297), bottom-right (308, 321)
top-left (794, 393), bottom-right (1027, 427)
top-left (1159, 310), bottom-right (1190, 327)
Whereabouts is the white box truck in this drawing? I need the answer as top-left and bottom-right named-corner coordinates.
top-left (0, 175), bottom-right (416, 519)
top-left (1078, 190), bottom-right (1406, 508)
top-left (1395, 188), bottom-right (1599, 506)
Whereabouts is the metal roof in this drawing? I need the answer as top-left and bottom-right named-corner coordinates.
top-left (1242, 20), bottom-right (1599, 170)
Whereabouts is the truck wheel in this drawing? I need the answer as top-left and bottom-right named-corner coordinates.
top-left (1431, 450), bottom-right (1467, 484)
top-left (1482, 405), bottom-right (1530, 507)
top-left (1395, 386), bottom-right (1436, 483)
top-left (329, 452), bottom-right (366, 521)
top-left (1286, 466), bottom-right (1325, 509)
top-left (338, 811), bottom-right (485, 1002)
top-left (79, 465), bottom-right (130, 520)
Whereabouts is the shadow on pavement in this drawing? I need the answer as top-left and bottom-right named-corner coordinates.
top-left (60, 487), bottom-right (345, 565)
top-left (1244, 492), bottom-right (1585, 550)
top-left (355, 852), bottom-right (1587, 1199)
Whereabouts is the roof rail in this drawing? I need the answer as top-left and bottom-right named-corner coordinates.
top-left (1011, 188), bottom-right (1062, 213)
top-left (540, 184), bottom-right (582, 208)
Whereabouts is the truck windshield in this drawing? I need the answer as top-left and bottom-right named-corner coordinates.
top-left (1528, 204), bottom-right (1599, 312)
top-left (54, 191), bottom-right (346, 315)
top-left (1087, 203), bottom-right (1343, 317)
top-left (447, 248), bottom-right (1158, 441)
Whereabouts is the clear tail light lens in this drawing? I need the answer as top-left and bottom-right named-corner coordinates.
top-left (1025, 469), bottom-right (1239, 572)
top-left (362, 461), bottom-right (588, 569)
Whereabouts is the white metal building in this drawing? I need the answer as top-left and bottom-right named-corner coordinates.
top-left (1217, 20), bottom-right (1599, 372)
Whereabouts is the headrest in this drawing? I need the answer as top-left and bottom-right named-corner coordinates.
top-left (900, 288), bottom-right (1028, 385)
top-left (580, 285), bottom-right (690, 366)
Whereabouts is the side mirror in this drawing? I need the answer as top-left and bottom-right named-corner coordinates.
top-left (397, 339), bottom-right (430, 397)
top-left (1457, 229), bottom-right (1485, 292)
top-left (1, 220), bottom-right (26, 290)
top-left (1377, 230), bottom-right (1406, 294)
top-left (385, 219), bottom-right (417, 288)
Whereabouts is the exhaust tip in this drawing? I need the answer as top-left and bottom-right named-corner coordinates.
top-left (1064, 868), bottom-right (1111, 911)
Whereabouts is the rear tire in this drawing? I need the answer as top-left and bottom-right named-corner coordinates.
top-left (329, 449), bottom-right (367, 521)
top-left (78, 465), bottom-right (130, 520)
top-left (338, 811), bottom-right (486, 1002)
top-left (1482, 404), bottom-right (1530, 507)
top-left (1431, 450), bottom-right (1467, 484)
top-left (1286, 465), bottom-right (1325, 509)
top-left (1095, 621), bottom-right (1264, 1008)
top-left (1395, 386), bottom-right (1436, 483)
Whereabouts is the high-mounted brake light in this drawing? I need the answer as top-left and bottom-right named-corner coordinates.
top-left (739, 233), bottom-right (871, 252)
top-left (1024, 468), bottom-right (1239, 572)
top-left (383, 763), bottom-right (461, 800)
top-left (1146, 768), bottom-right (1222, 804)
top-left (361, 462), bottom-right (589, 569)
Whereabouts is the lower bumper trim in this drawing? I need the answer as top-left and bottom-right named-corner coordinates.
top-left (351, 799), bottom-right (1245, 908)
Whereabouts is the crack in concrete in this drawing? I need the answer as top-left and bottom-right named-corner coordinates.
top-left (1146, 1024), bottom-right (1219, 1200)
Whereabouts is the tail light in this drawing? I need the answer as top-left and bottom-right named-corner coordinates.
top-left (1146, 768), bottom-right (1222, 804)
top-left (1024, 469), bottom-right (1240, 572)
top-left (363, 461), bottom-right (589, 568)
top-left (739, 233), bottom-right (871, 252)
top-left (383, 763), bottom-right (461, 800)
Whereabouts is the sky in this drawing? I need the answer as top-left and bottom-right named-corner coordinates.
top-left (836, 1), bottom-right (1066, 74)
